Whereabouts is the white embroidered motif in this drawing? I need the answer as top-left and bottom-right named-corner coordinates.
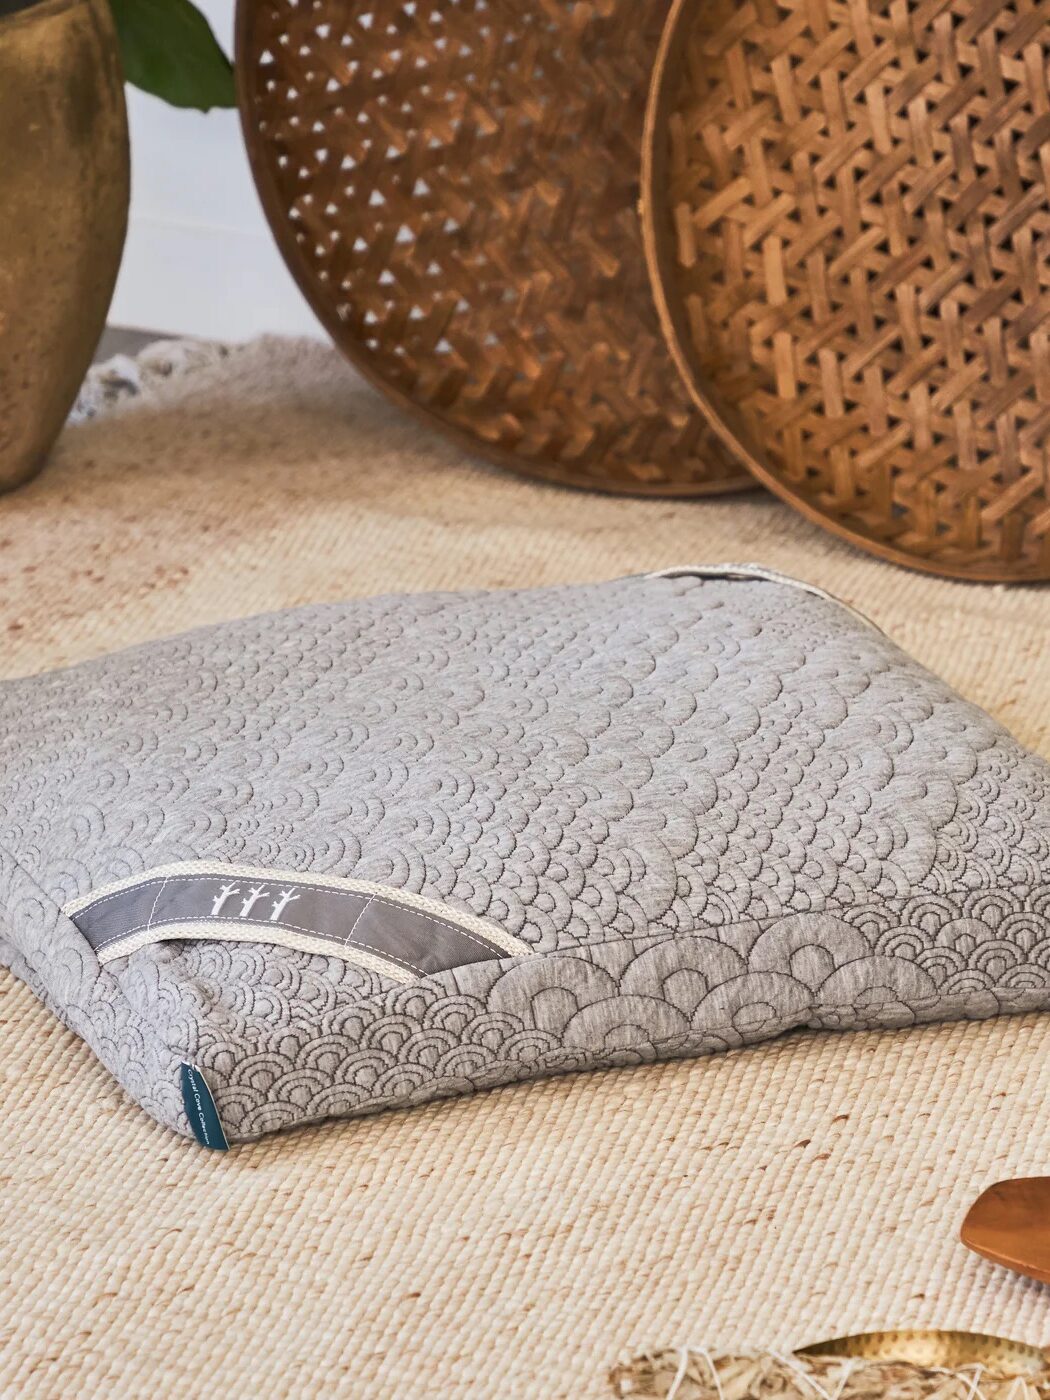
top-left (210, 882), bottom-right (241, 917)
top-left (209, 881), bottom-right (301, 924)
top-left (238, 885), bottom-right (269, 919)
top-left (269, 888), bottom-right (300, 922)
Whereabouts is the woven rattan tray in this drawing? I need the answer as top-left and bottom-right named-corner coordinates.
top-left (642, 0), bottom-right (1050, 578)
top-left (236, 0), bottom-right (749, 497)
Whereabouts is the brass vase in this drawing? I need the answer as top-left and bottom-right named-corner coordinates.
top-left (0, 0), bottom-right (129, 492)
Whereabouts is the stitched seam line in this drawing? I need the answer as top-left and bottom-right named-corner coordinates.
top-left (144, 876), bottom-right (168, 935)
top-left (70, 871), bottom-right (1021, 960)
top-left (84, 902), bottom-right (1050, 977)
top-left (91, 916), bottom-right (721, 971)
top-left (70, 871), bottom-right (915, 957)
top-left (6, 827), bottom-right (1038, 1139)
top-left (25, 841), bottom-right (1050, 1016)
top-left (343, 892), bottom-right (377, 948)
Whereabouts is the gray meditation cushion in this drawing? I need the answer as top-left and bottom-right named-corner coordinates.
top-left (1, 568), bottom-right (1048, 1148)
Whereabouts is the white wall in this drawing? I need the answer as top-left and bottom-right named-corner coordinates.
top-left (109, 0), bottom-right (324, 341)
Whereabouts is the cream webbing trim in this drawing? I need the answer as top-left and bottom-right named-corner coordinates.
top-left (63, 860), bottom-right (528, 957)
top-left (647, 563), bottom-right (884, 634)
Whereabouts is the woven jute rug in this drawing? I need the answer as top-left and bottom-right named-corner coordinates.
top-left (1, 337), bottom-right (1048, 1399)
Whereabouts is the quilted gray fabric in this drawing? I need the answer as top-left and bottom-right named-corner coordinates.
top-left (1, 569), bottom-right (1048, 1143)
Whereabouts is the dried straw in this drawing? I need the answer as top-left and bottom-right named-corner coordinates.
top-left (610, 1350), bottom-right (1050, 1400)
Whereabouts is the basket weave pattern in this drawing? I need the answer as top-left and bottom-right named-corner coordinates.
top-left (237, 0), bottom-right (749, 496)
top-left (643, 0), bottom-right (1050, 578)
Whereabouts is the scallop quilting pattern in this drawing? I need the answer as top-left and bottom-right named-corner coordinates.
top-left (0, 573), bottom-right (1048, 1140)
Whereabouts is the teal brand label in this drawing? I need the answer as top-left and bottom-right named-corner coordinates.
top-left (181, 1063), bottom-right (229, 1152)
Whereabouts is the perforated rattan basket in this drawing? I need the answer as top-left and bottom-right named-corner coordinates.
top-left (236, 0), bottom-right (750, 497)
top-left (642, 0), bottom-right (1050, 578)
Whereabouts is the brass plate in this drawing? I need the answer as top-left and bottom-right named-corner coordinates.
top-left (800, 1330), bottom-right (1050, 1376)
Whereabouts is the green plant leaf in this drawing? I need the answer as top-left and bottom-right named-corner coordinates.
top-left (108, 0), bottom-right (236, 110)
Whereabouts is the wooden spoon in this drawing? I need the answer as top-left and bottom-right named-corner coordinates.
top-left (962, 1179), bottom-right (1050, 1285)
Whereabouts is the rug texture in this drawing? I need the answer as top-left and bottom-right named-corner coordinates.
top-left (1, 336), bottom-right (1048, 1398)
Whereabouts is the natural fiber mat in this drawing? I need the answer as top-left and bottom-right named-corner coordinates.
top-left (642, 0), bottom-right (1050, 581)
top-left (237, 0), bottom-right (749, 496)
top-left (1, 336), bottom-right (1048, 1398)
top-left (610, 1347), bottom-right (1050, 1398)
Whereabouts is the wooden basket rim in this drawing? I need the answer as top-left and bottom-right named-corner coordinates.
top-left (639, 0), bottom-right (1050, 581)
